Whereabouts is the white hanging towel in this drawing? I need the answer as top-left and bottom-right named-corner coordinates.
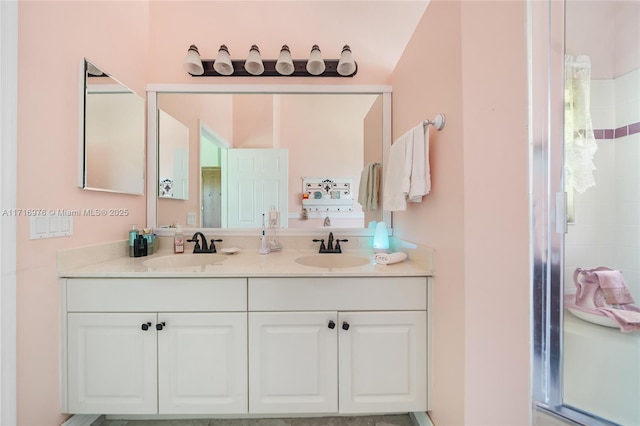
top-left (409, 123), bottom-right (431, 201)
top-left (383, 130), bottom-right (413, 211)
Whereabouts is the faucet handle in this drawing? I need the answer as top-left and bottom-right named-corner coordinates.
top-left (335, 239), bottom-right (348, 252)
top-left (187, 238), bottom-right (201, 251)
top-left (209, 238), bottom-right (223, 253)
top-left (312, 238), bottom-right (326, 252)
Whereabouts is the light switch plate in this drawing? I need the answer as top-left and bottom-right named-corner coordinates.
top-left (30, 213), bottom-right (73, 239)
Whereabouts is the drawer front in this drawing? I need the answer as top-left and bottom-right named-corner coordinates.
top-left (66, 278), bottom-right (247, 312)
top-left (248, 277), bottom-right (427, 311)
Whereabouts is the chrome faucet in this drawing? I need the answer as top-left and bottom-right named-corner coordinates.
top-left (187, 232), bottom-right (222, 253)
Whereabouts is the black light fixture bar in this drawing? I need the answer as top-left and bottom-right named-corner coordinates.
top-left (191, 59), bottom-right (357, 77)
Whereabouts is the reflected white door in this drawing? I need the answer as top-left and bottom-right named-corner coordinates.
top-left (226, 149), bottom-right (288, 228)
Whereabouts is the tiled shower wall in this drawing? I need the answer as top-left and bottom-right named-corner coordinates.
top-left (565, 67), bottom-right (640, 299)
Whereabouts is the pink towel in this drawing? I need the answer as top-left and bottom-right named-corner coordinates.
top-left (598, 307), bottom-right (640, 333)
top-left (573, 267), bottom-right (610, 309)
top-left (593, 270), bottom-right (635, 305)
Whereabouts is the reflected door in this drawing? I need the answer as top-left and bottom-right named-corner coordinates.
top-left (226, 149), bottom-right (288, 228)
top-left (202, 167), bottom-right (221, 228)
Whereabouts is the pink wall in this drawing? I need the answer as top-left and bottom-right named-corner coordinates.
top-left (390, 1), bottom-right (530, 424)
top-left (17, 2), bottom-right (149, 425)
top-left (390, 1), bottom-right (465, 423)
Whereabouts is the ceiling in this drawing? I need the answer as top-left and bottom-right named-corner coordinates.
top-left (150, 1), bottom-right (431, 80)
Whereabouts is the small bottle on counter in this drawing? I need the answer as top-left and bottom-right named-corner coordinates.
top-left (128, 225), bottom-right (138, 257)
top-left (174, 228), bottom-right (184, 253)
top-left (143, 228), bottom-right (154, 255)
top-left (134, 234), bottom-right (148, 257)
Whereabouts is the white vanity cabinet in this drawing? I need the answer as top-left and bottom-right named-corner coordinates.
top-left (62, 278), bottom-right (248, 415)
top-left (248, 277), bottom-right (428, 414)
top-left (61, 274), bottom-right (430, 417)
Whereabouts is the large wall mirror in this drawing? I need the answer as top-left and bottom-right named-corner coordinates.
top-left (147, 85), bottom-right (391, 233)
top-left (79, 59), bottom-right (145, 195)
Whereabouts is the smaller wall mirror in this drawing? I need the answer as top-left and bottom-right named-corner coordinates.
top-left (79, 59), bottom-right (145, 195)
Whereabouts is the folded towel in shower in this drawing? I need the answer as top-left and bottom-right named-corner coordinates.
top-left (383, 131), bottom-right (413, 211)
top-left (573, 266), bottom-right (611, 309)
top-left (597, 307), bottom-right (640, 333)
top-left (409, 123), bottom-right (431, 201)
top-left (358, 163), bottom-right (379, 211)
top-left (593, 270), bottom-right (635, 305)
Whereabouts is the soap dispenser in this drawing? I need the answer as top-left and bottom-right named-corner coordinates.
top-left (174, 227), bottom-right (184, 253)
top-left (128, 225), bottom-right (138, 257)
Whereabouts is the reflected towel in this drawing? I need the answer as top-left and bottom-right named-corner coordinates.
top-left (358, 163), bottom-right (379, 211)
top-left (409, 123), bottom-right (431, 201)
top-left (598, 307), bottom-right (640, 333)
top-left (593, 270), bottom-right (635, 305)
top-left (383, 131), bottom-right (413, 211)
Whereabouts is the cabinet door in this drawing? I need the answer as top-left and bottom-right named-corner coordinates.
top-left (338, 311), bottom-right (427, 413)
top-left (157, 312), bottom-right (248, 414)
top-left (249, 311), bottom-right (338, 413)
top-left (67, 313), bottom-right (158, 414)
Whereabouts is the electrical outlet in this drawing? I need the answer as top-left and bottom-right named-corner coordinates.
top-left (187, 212), bottom-right (196, 226)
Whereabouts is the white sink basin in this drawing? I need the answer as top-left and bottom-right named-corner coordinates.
top-left (143, 254), bottom-right (227, 271)
top-left (295, 254), bottom-right (370, 269)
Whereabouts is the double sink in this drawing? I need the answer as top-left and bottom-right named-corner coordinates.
top-left (143, 253), bottom-right (371, 271)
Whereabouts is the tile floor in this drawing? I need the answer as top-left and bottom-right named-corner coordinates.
top-left (92, 414), bottom-right (416, 426)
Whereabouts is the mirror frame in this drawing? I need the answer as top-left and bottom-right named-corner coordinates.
top-left (146, 84), bottom-right (392, 236)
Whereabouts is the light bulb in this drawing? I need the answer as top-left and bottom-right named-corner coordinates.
top-left (276, 45), bottom-right (294, 75)
top-left (244, 45), bottom-right (264, 75)
top-left (306, 44), bottom-right (325, 75)
top-left (183, 45), bottom-right (204, 75)
top-left (213, 44), bottom-right (233, 75)
top-left (337, 45), bottom-right (356, 76)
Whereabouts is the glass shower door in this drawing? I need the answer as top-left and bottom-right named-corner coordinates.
top-left (562, 2), bottom-right (640, 424)
top-left (530, 1), bottom-right (640, 425)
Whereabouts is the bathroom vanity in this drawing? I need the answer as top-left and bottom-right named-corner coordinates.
top-left (58, 244), bottom-right (432, 418)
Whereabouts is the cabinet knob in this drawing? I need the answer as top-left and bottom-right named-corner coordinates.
top-left (141, 322), bottom-right (152, 331)
top-left (342, 321), bottom-right (350, 331)
top-left (328, 320), bottom-right (336, 329)
top-left (156, 322), bottom-right (166, 331)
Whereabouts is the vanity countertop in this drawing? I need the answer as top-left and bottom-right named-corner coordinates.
top-left (58, 249), bottom-right (431, 278)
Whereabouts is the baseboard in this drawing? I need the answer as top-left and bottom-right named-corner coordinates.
top-left (61, 414), bottom-right (102, 426)
top-left (410, 411), bottom-right (434, 426)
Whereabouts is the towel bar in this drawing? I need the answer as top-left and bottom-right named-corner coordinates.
top-left (423, 113), bottom-right (446, 131)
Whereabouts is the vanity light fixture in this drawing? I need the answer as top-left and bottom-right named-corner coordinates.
top-left (244, 45), bottom-right (265, 75)
top-left (183, 44), bottom-right (204, 75)
top-left (306, 44), bottom-right (325, 75)
top-left (213, 44), bottom-right (234, 75)
top-left (184, 44), bottom-right (357, 77)
top-left (275, 45), bottom-right (295, 75)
